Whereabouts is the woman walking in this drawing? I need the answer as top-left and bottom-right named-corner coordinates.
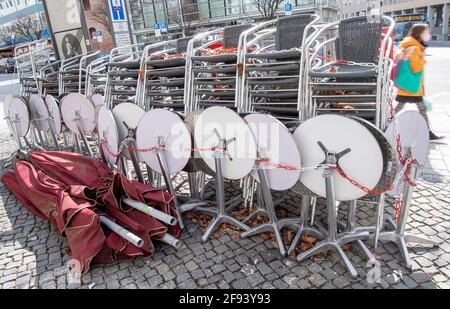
top-left (395, 24), bottom-right (442, 140)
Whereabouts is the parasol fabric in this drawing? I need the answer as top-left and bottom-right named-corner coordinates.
top-left (29, 151), bottom-right (113, 189)
top-left (2, 171), bottom-right (48, 221)
top-left (2, 161), bottom-right (105, 274)
top-left (2, 152), bottom-right (183, 273)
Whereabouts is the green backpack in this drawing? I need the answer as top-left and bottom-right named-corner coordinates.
top-left (394, 58), bottom-right (423, 94)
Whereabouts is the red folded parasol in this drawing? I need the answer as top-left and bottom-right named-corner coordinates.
top-left (2, 152), bottom-right (183, 273)
top-left (2, 161), bottom-right (105, 273)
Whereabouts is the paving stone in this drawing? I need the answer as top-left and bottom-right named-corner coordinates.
top-left (163, 271), bottom-right (175, 281)
top-left (147, 275), bottom-right (163, 287)
top-left (297, 279), bottom-right (313, 289)
top-left (322, 282), bottom-right (336, 289)
top-left (415, 257), bottom-right (433, 268)
top-left (160, 280), bottom-right (176, 289)
top-left (308, 273), bottom-right (327, 288)
top-left (333, 276), bottom-right (351, 288)
top-left (232, 279), bottom-right (252, 289)
top-left (179, 279), bottom-right (198, 289)
top-left (256, 262), bottom-right (272, 276)
top-left (222, 271), bottom-right (235, 283)
top-left (273, 279), bottom-right (288, 289)
top-left (155, 263), bottom-right (170, 275)
top-left (191, 269), bottom-right (205, 280)
top-left (247, 273), bottom-right (265, 287)
top-left (261, 282), bottom-right (275, 289)
top-left (401, 275), bottom-right (419, 288)
top-left (291, 266), bottom-right (308, 279)
top-left (211, 264), bottom-right (226, 274)
top-left (185, 260), bottom-right (199, 272)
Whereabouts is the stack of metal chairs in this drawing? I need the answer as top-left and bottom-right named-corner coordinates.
top-left (304, 16), bottom-right (395, 128)
top-left (104, 44), bottom-right (145, 108)
top-left (14, 40), bottom-right (53, 96)
top-left (238, 15), bottom-right (320, 122)
top-left (187, 24), bottom-right (252, 112)
top-left (58, 52), bottom-right (104, 96)
top-left (136, 37), bottom-right (192, 113)
top-left (85, 54), bottom-right (110, 97)
top-left (39, 60), bottom-right (61, 97)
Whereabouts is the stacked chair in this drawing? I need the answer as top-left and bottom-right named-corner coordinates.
top-left (187, 24), bottom-right (253, 112)
top-left (58, 53), bottom-right (93, 95)
top-left (39, 60), bottom-right (61, 97)
top-left (304, 16), bottom-right (395, 128)
top-left (238, 15), bottom-right (320, 121)
top-left (104, 44), bottom-right (145, 108)
top-left (137, 37), bottom-right (193, 113)
top-left (14, 40), bottom-right (53, 96)
top-left (85, 54), bottom-right (110, 97)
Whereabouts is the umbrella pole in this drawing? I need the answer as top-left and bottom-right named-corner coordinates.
top-left (127, 142), bottom-right (144, 183)
top-left (159, 234), bottom-right (181, 249)
top-left (11, 117), bottom-right (23, 150)
top-left (76, 121), bottom-right (94, 157)
top-left (154, 140), bottom-right (209, 230)
top-left (156, 150), bottom-right (185, 229)
top-left (73, 133), bottom-right (82, 154)
top-left (47, 118), bottom-right (60, 151)
top-left (122, 197), bottom-right (178, 226)
top-left (99, 216), bottom-right (144, 248)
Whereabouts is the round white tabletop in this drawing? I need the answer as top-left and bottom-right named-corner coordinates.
top-left (194, 106), bottom-right (257, 180)
top-left (294, 114), bottom-right (383, 201)
top-left (245, 113), bottom-right (301, 191)
top-left (136, 109), bottom-right (192, 175)
top-left (60, 93), bottom-right (96, 134)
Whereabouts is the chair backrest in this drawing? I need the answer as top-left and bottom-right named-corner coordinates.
top-left (275, 14), bottom-right (314, 51)
top-left (336, 16), bottom-right (383, 63)
top-left (176, 36), bottom-right (193, 53)
top-left (223, 24), bottom-right (252, 49)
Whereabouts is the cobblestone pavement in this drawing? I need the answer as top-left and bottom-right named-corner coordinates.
top-left (0, 131), bottom-right (449, 289)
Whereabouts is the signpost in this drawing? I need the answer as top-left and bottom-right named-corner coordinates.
top-left (110, 0), bottom-right (126, 21)
top-left (161, 22), bottom-right (168, 33)
top-left (97, 30), bottom-right (103, 42)
top-left (285, 2), bottom-right (293, 16)
top-left (154, 23), bottom-right (162, 37)
top-left (108, 0), bottom-right (132, 47)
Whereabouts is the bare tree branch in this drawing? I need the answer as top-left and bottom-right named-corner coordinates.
top-left (168, 0), bottom-right (198, 37)
top-left (90, 0), bottom-right (113, 35)
top-left (12, 16), bottom-right (44, 42)
top-left (252, 0), bottom-right (282, 20)
top-left (0, 26), bottom-right (15, 46)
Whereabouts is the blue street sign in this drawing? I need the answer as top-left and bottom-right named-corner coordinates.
top-left (160, 22), bottom-right (167, 29)
top-left (154, 23), bottom-right (160, 30)
top-left (110, 0), bottom-right (126, 21)
top-left (96, 30), bottom-right (103, 37)
top-left (42, 28), bottom-right (49, 37)
top-left (285, 3), bottom-right (293, 12)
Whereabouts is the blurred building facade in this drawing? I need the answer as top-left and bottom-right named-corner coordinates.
top-left (382, 0), bottom-right (450, 40)
top-left (340, 0), bottom-right (367, 18)
top-left (128, 0), bottom-right (340, 43)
